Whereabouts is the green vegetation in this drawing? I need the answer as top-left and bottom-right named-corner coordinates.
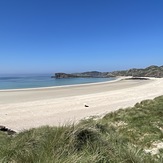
top-left (112, 65), bottom-right (163, 78)
top-left (1, 96), bottom-right (163, 162)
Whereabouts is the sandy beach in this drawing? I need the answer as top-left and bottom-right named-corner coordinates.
top-left (0, 77), bottom-right (163, 132)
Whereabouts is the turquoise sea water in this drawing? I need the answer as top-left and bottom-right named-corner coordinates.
top-left (0, 74), bottom-right (116, 90)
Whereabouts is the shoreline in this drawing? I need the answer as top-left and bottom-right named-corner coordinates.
top-left (0, 76), bottom-right (153, 92)
top-left (0, 77), bottom-right (120, 92)
top-left (0, 77), bottom-right (162, 132)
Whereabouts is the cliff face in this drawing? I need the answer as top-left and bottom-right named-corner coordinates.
top-left (52, 65), bottom-right (163, 79)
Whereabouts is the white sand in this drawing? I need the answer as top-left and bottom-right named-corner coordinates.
top-left (0, 77), bottom-right (163, 132)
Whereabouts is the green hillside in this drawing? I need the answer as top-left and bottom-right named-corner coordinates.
top-left (112, 65), bottom-right (163, 78)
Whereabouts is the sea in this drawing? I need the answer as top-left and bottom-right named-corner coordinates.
top-left (0, 74), bottom-right (116, 90)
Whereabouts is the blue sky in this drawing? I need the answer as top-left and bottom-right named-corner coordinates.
top-left (0, 0), bottom-right (163, 74)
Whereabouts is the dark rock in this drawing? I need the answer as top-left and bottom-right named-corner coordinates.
top-left (125, 77), bottom-right (149, 80)
top-left (0, 125), bottom-right (16, 135)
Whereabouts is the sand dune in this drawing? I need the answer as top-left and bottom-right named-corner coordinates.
top-left (0, 77), bottom-right (163, 132)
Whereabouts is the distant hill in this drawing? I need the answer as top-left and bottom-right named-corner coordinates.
top-left (52, 65), bottom-right (163, 78)
top-left (112, 65), bottom-right (163, 78)
top-left (72, 71), bottom-right (114, 78)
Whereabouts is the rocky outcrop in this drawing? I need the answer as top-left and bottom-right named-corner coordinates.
top-left (52, 73), bottom-right (79, 79)
top-left (52, 71), bottom-right (115, 79)
top-left (0, 126), bottom-right (16, 135)
top-left (125, 77), bottom-right (150, 80)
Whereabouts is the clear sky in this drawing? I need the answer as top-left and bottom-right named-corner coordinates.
top-left (0, 0), bottom-right (163, 74)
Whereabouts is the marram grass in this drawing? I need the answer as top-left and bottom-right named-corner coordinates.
top-left (1, 96), bottom-right (163, 163)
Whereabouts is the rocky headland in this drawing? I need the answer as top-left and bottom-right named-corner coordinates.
top-left (52, 71), bottom-right (114, 79)
top-left (52, 65), bottom-right (163, 79)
